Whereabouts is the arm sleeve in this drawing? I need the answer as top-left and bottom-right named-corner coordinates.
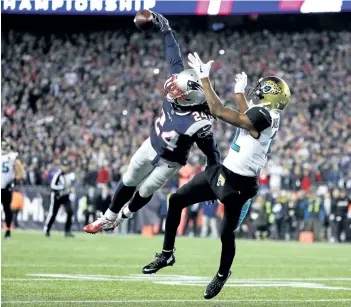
top-left (164, 31), bottom-right (184, 75)
top-left (194, 125), bottom-right (221, 167)
top-left (245, 107), bottom-right (272, 132)
top-left (51, 171), bottom-right (64, 191)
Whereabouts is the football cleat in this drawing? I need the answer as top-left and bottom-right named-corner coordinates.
top-left (64, 232), bottom-right (75, 238)
top-left (4, 230), bottom-right (11, 239)
top-left (142, 251), bottom-right (175, 274)
top-left (83, 217), bottom-right (116, 234)
top-left (152, 12), bottom-right (172, 33)
top-left (203, 270), bottom-right (232, 300)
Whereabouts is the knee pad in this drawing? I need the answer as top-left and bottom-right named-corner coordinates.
top-left (122, 172), bottom-right (138, 187)
top-left (138, 183), bottom-right (157, 198)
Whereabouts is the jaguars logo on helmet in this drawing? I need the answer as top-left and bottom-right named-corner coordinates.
top-left (247, 76), bottom-right (291, 111)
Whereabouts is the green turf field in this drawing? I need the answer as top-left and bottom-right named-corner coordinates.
top-left (1, 231), bottom-right (351, 307)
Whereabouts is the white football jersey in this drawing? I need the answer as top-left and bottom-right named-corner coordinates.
top-left (223, 106), bottom-right (280, 177)
top-left (1, 152), bottom-right (18, 189)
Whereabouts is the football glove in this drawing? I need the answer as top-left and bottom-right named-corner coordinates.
top-left (152, 12), bottom-right (172, 33)
top-left (234, 72), bottom-right (248, 94)
top-left (188, 52), bottom-right (214, 79)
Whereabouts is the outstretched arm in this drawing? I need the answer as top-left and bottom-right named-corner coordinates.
top-left (164, 31), bottom-right (184, 75)
top-left (152, 12), bottom-right (184, 75)
top-left (188, 52), bottom-right (272, 136)
top-left (201, 78), bottom-right (255, 131)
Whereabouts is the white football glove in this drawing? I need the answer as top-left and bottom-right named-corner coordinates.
top-left (188, 52), bottom-right (214, 79)
top-left (234, 72), bottom-right (248, 94)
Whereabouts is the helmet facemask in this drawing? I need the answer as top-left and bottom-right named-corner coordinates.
top-left (163, 69), bottom-right (207, 111)
top-left (247, 76), bottom-right (291, 111)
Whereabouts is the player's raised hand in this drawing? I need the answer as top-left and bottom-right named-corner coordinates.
top-left (188, 52), bottom-right (214, 79)
top-left (234, 72), bottom-right (248, 94)
top-left (151, 11), bottom-right (172, 33)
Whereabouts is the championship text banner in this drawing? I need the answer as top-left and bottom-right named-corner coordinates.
top-left (2, 0), bottom-right (351, 15)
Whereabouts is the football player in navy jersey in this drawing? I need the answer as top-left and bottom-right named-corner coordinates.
top-left (84, 12), bottom-right (220, 234)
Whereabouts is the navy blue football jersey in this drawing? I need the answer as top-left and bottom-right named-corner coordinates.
top-left (148, 31), bottom-right (220, 166)
top-left (150, 100), bottom-right (216, 165)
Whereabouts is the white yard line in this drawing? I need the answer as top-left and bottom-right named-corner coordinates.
top-left (2, 263), bottom-right (351, 268)
top-left (3, 277), bottom-right (351, 281)
top-left (3, 299), bottom-right (351, 304)
top-left (2, 264), bottom-right (146, 268)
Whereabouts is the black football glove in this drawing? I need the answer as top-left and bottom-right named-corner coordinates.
top-left (152, 12), bottom-right (172, 33)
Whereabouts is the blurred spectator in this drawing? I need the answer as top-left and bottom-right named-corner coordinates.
top-left (272, 192), bottom-right (288, 240)
top-left (26, 162), bottom-right (42, 185)
top-left (97, 160), bottom-right (110, 188)
top-left (331, 189), bottom-right (350, 242)
top-left (183, 203), bottom-right (200, 237)
top-left (11, 188), bottom-right (24, 228)
top-left (304, 194), bottom-right (325, 241)
top-left (82, 187), bottom-right (97, 226)
top-left (250, 196), bottom-right (270, 240)
top-left (96, 185), bottom-right (112, 215)
top-left (201, 201), bottom-right (219, 239)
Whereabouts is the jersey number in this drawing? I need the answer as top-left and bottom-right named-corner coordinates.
top-left (155, 110), bottom-right (179, 151)
top-left (231, 129), bottom-right (241, 152)
top-left (193, 111), bottom-right (209, 122)
top-left (2, 161), bottom-right (9, 173)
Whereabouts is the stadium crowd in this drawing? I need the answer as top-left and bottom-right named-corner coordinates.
top-left (2, 26), bottom-right (351, 241)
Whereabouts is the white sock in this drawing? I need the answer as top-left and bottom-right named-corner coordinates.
top-left (104, 209), bottom-right (117, 221)
top-left (122, 205), bottom-right (134, 218)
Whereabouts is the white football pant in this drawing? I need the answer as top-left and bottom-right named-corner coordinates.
top-left (122, 138), bottom-right (181, 198)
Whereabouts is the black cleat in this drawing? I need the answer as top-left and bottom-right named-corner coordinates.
top-left (64, 232), bottom-right (75, 238)
top-left (4, 230), bottom-right (11, 239)
top-left (152, 12), bottom-right (172, 33)
top-left (142, 252), bottom-right (175, 274)
top-left (204, 270), bottom-right (232, 300)
top-left (44, 230), bottom-right (50, 237)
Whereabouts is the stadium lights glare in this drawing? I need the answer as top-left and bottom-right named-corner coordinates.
top-left (122, 110), bottom-right (128, 116)
top-left (153, 68), bottom-right (160, 74)
top-left (219, 50), bottom-right (225, 55)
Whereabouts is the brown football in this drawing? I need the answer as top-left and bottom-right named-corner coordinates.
top-left (134, 9), bottom-right (154, 32)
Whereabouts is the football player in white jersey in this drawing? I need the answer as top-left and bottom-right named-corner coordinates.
top-left (1, 140), bottom-right (25, 238)
top-left (142, 53), bottom-right (291, 299)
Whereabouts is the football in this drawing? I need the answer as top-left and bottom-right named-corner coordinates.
top-left (134, 9), bottom-right (154, 32)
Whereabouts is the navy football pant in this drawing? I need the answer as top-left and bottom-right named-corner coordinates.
top-left (163, 164), bottom-right (258, 277)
